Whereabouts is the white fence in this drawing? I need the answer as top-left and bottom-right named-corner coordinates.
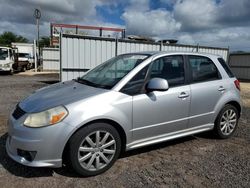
top-left (42, 48), bottom-right (59, 72)
top-left (60, 34), bottom-right (229, 81)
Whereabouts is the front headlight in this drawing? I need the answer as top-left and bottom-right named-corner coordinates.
top-left (4, 63), bottom-right (10, 68)
top-left (24, 106), bottom-right (68, 128)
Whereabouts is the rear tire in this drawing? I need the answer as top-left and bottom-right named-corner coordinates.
top-left (214, 104), bottom-right (239, 139)
top-left (68, 123), bottom-right (121, 176)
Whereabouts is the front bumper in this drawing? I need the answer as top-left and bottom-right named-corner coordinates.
top-left (0, 67), bottom-right (11, 71)
top-left (6, 114), bottom-right (75, 168)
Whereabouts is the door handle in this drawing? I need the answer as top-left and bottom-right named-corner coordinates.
top-left (178, 92), bottom-right (189, 98)
top-left (218, 86), bottom-right (226, 92)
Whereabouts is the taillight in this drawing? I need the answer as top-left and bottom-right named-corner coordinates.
top-left (234, 79), bottom-right (240, 91)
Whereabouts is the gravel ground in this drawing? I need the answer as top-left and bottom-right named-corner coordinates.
top-left (0, 73), bottom-right (249, 188)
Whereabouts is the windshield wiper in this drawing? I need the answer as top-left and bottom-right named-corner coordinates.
top-left (74, 77), bottom-right (111, 89)
top-left (74, 77), bottom-right (95, 86)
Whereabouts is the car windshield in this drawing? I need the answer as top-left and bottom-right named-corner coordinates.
top-left (0, 48), bottom-right (8, 60)
top-left (18, 53), bottom-right (30, 58)
top-left (77, 54), bottom-right (149, 89)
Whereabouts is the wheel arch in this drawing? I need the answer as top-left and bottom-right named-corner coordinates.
top-left (214, 100), bottom-right (242, 123)
top-left (225, 101), bottom-right (241, 117)
top-left (62, 118), bottom-right (127, 163)
top-left (213, 100), bottom-right (241, 139)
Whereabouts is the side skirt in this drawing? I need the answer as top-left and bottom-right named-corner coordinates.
top-left (126, 124), bottom-right (214, 151)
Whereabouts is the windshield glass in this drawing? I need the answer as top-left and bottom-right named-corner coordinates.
top-left (78, 54), bottom-right (149, 89)
top-left (0, 48), bottom-right (8, 60)
top-left (18, 53), bottom-right (30, 58)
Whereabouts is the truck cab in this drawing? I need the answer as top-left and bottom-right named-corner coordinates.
top-left (0, 47), bottom-right (15, 74)
top-left (15, 52), bottom-right (33, 71)
top-left (11, 43), bottom-right (35, 70)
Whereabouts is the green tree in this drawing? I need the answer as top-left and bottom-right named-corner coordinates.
top-left (0, 31), bottom-right (28, 46)
top-left (39, 36), bottom-right (50, 47)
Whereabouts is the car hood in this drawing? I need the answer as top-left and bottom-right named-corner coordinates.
top-left (19, 80), bottom-right (108, 113)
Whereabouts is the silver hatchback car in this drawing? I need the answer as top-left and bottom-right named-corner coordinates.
top-left (6, 52), bottom-right (241, 176)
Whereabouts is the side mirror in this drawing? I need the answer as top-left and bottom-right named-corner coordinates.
top-left (146, 78), bottom-right (169, 92)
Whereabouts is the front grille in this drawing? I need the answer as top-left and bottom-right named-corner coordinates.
top-left (12, 105), bottom-right (26, 120)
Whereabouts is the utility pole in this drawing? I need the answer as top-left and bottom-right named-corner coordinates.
top-left (34, 39), bottom-right (37, 72)
top-left (34, 8), bottom-right (41, 72)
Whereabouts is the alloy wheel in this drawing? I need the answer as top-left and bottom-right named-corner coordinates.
top-left (77, 130), bottom-right (116, 171)
top-left (220, 109), bottom-right (237, 135)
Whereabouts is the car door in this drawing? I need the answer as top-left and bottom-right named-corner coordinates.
top-left (130, 55), bottom-right (190, 141)
top-left (187, 55), bottom-right (225, 128)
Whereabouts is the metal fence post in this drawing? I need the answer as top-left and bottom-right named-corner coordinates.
top-left (115, 38), bottom-right (118, 56)
top-left (226, 46), bottom-right (230, 64)
top-left (196, 43), bottom-right (199, 52)
top-left (59, 33), bottom-right (62, 82)
top-left (122, 29), bottom-right (126, 38)
top-left (160, 41), bottom-right (163, 51)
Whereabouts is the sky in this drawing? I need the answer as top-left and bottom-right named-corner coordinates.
top-left (0, 0), bottom-right (250, 51)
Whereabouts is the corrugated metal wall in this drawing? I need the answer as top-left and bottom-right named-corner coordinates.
top-left (42, 48), bottom-right (59, 72)
top-left (229, 53), bottom-right (250, 80)
top-left (61, 34), bottom-right (229, 81)
top-left (61, 36), bottom-right (116, 80)
top-left (117, 40), bottom-right (159, 54)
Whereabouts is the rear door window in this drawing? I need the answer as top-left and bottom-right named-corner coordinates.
top-left (188, 55), bottom-right (221, 83)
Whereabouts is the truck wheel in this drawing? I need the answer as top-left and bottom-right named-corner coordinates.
top-left (68, 122), bottom-right (121, 176)
top-left (22, 66), bottom-right (27, 72)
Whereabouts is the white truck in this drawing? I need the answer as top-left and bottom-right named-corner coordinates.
top-left (12, 43), bottom-right (35, 69)
top-left (0, 46), bottom-right (15, 74)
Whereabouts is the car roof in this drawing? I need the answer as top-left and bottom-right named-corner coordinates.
top-left (123, 51), bottom-right (222, 58)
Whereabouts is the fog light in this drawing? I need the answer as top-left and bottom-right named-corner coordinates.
top-left (17, 149), bottom-right (37, 162)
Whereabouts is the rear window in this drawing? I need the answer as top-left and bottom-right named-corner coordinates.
top-left (217, 58), bottom-right (234, 78)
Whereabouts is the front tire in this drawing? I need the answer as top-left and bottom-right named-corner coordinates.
top-left (68, 123), bottom-right (121, 176)
top-left (22, 66), bottom-right (27, 72)
top-left (214, 104), bottom-right (239, 139)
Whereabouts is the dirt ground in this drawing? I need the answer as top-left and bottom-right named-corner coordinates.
top-left (0, 73), bottom-right (249, 188)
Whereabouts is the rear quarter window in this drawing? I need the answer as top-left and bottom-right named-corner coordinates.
top-left (217, 58), bottom-right (234, 78)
